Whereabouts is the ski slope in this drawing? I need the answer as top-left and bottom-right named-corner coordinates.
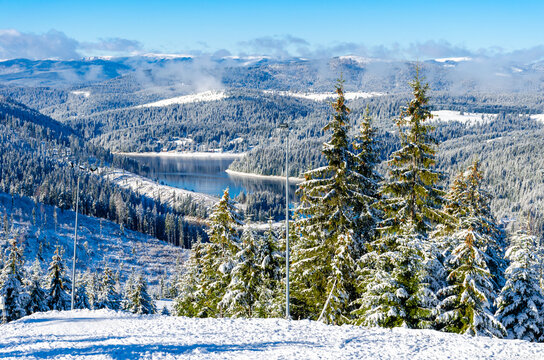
top-left (2, 310), bottom-right (543, 359)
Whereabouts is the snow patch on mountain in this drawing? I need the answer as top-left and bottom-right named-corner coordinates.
top-left (135, 90), bottom-right (227, 108)
top-left (431, 110), bottom-right (497, 125)
top-left (2, 310), bottom-right (543, 359)
top-left (434, 57), bottom-right (472, 63)
top-left (530, 114), bottom-right (544, 124)
top-left (263, 90), bottom-right (385, 102)
top-left (70, 90), bottom-right (90, 98)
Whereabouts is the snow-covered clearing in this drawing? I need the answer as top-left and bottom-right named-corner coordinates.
top-left (103, 168), bottom-right (219, 209)
top-left (530, 114), bottom-right (544, 124)
top-left (0, 192), bottom-right (184, 285)
top-left (70, 90), bottom-right (90, 98)
top-left (263, 90), bottom-right (385, 102)
top-left (135, 91), bottom-right (227, 108)
top-left (431, 110), bottom-right (497, 125)
top-left (2, 310), bottom-right (543, 360)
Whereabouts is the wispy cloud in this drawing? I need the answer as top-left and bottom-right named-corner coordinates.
top-left (0, 29), bottom-right (142, 60)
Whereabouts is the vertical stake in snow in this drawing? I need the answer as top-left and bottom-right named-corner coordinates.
top-left (279, 122), bottom-right (290, 319)
top-left (71, 172), bottom-right (80, 311)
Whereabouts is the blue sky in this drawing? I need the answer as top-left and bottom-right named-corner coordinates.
top-left (0, 0), bottom-right (543, 59)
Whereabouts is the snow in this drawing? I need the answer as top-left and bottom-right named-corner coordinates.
top-left (102, 168), bottom-right (219, 209)
top-left (70, 91), bottom-right (90, 98)
top-left (337, 55), bottom-right (376, 65)
top-left (434, 57), bottom-right (472, 63)
top-left (135, 91), bottom-right (227, 108)
top-left (141, 53), bottom-right (194, 60)
top-left (263, 90), bottom-right (385, 102)
top-left (431, 110), bottom-right (497, 125)
top-left (0, 192), bottom-right (184, 286)
top-left (2, 310), bottom-right (543, 359)
top-left (530, 114), bottom-right (544, 124)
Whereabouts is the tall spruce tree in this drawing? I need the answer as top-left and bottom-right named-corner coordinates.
top-left (220, 223), bottom-right (261, 317)
top-left (175, 238), bottom-right (207, 317)
top-left (437, 217), bottom-right (506, 337)
top-left (292, 79), bottom-right (367, 322)
top-left (46, 246), bottom-right (71, 311)
top-left (254, 220), bottom-right (284, 318)
top-left (0, 238), bottom-right (27, 322)
top-left (352, 106), bottom-right (382, 250)
top-left (495, 229), bottom-right (544, 341)
top-left (197, 188), bottom-right (241, 317)
top-left (353, 70), bottom-right (446, 328)
top-left (24, 258), bottom-right (49, 315)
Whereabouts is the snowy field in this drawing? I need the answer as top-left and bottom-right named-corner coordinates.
top-left (263, 89), bottom-right (385, 102)
top-left (430, 110), bottom-right (497, 125)
top-left (2, 310), bottom-right (543, 360)
top-left (0, 192), bottom-right (185, 286)
top-left (135, 91), bottom-right (227, 108)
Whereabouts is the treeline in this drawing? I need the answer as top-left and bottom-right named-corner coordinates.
top-left (0, 238), bottom-right (160, 322)
top-left (174, 77), bottom-right (544, 342)
top-left (0, 97), bottom-right (207, 245)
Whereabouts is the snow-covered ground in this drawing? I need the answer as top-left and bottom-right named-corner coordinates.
top-left (0, 192), bottom-right (184, 286)
top-left (431, 110), bottom-right (497, 125)
top-left (530, 114), bottom-right (544, 124)
top-left (135, 90), bottom-right (227, 108)
top-left (2, 310), bottom-right (543, 359)
top-left (102, 168), bottom-right (219, 209)
top-left (70, 90), bottom-right (91, 98)
top-left (263, 90), bottom-right (385, 102)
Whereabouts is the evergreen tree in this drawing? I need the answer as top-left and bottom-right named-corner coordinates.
top-left (443, 160), bottom-right (507, 291)
top-left (495, 229), bottom-right (544, 341)
top-left (125, 273), bottom-right (156, 315)
top-left (45, 246), bottom-right (71, 311)
top-left (0, 238), bottom-right (27, 322)
top-left (352, 106), bottom-right (382, 250)
top-left (96, 263), bottom-right (121, 310)
top-left (437, 218), bottom-right (506, 337)
top-left (220, 223), bottom-right (261, 317)
top-left (292, 79), bottom-right (367, 321)
top-left (174, 238), bottom-right (207, 317)
top-left (354, 70), bottom-right (446, 328)
top-left (198, 188), bottom-right (241, 317)
top-left (254, 220), bottom-right (284, 318)
top-left (24, 258), bottom-right (49, 315)
top-left (73, 277), bottom-right (91, 310)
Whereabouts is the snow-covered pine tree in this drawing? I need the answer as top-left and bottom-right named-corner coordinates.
top-left (292, 79), bottom-right (367, 322)
top-left (352, 106), bottom-right (382, 251)
top-left (45, 246), bottom-right (71, 311)
top-left (174, 238), bottom-right (207, 317)
top-left (86, 271), bottom-right (101, 310)
top-left (198, 188), bottom-right (241, 317)
top-left (125, 273), bottom-right (156, 315)
top-left (353, 70), bottom-right (447, 329)
top-left (443, 160), bottom-right (507, 291)
top-left (220, 222), bottom-right (261, 317)
top-left (0, 238), bottom-right (27, 322)
top-left (96, 263), bottom-right (122, 310)
top-left (73, 276), bottom-right (91, 310)
top-left (24, 258), bottom-right (49, 315)
top-left (495, 229), bottom-right (544, 341)
top-left (254, 220), bottom-right (284, 318)
top-left (437, 216), bottom-right (506, 337)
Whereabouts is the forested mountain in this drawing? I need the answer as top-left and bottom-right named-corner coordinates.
top-left (0, 96), bottom-right (207, 246)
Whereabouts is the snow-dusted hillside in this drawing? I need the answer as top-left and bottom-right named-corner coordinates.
top-left (2, 310), bottom-right (543, 359)
top-left (263, 89), bottom-right (385, 101)
top-left (0, 193), bottom-right (185, 285)
top-left (431, 110), bottom-right (497, 125)
top-left (135, 90), bottom-right (227, 108)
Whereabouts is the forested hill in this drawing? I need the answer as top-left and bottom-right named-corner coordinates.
top-left (0, 97), bottom-right (207, 247)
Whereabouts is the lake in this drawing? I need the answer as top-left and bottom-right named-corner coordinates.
top-left (128, 154), bottom-right (298, 200)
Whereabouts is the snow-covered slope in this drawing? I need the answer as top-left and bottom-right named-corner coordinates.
top-left (135, 90), bottom-right (227, 108)
top-left (2, 310), bottom-right (543, 359)
top-left (431, 110), bottom-right (497, 125)
top-left (0, 193), bottom-right (184, 285)
top-left (263, 90), bottom-right (385, 102)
